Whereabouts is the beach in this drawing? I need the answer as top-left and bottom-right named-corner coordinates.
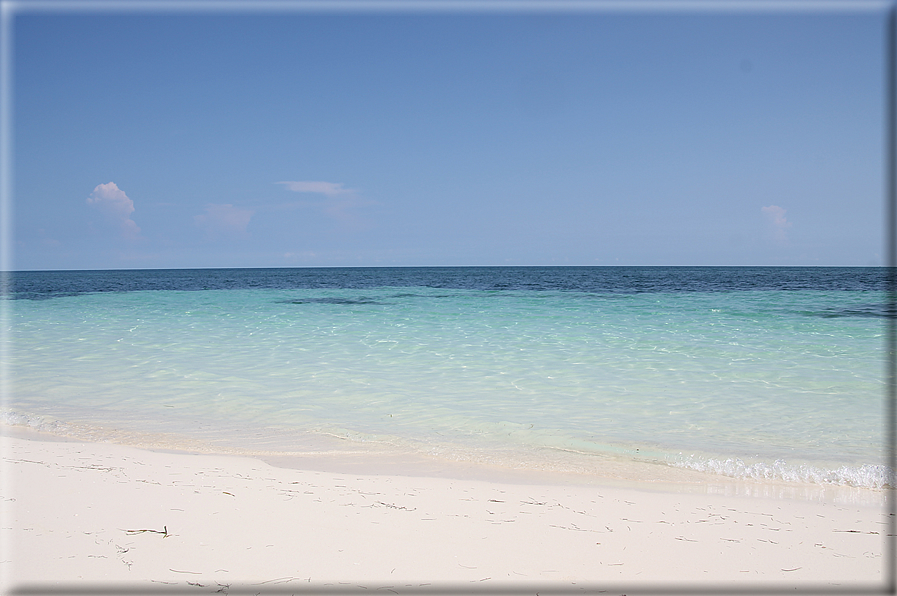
top-left (1, 429), bottom-right (890, 594)
top-left (7, 0), bottom-right (893, 588)
top-left (3, 267), bottom-right (893, 594)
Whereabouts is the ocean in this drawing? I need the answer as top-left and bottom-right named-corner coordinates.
top-left (2, 267), bottom-right (892, 492)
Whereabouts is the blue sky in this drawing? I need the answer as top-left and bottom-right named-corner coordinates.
top-left (6, 2), bottom-right (890, 269)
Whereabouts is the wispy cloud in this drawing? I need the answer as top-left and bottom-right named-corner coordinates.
top-left (86, 182), bottom-right (140, 239)
top-left (277, 181), bottom-right (356, 196)
top-left (277, 180), bottom-right (371, 228)
top-left (761, 205), bottom-right (792, 243)
top-left (194, 203), bottom-right (254, 238)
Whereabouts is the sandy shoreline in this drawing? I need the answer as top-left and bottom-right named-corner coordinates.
top-left (1, 430), bottom-right (892, 595)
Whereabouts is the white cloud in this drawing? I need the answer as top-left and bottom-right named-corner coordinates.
top-left (276, 180), bottom-right (373, 228)
top-left (194, 203), bottom-right (254, 238)
top-left (761, 205), bottom-right (792, 243)
top-left (277, 181), bottom-right (356, 196)
top-left (86, 182), bottom-right (140, 239)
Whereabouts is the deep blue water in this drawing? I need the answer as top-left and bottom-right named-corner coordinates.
top-left (8, 266), bottom-right (889, 299)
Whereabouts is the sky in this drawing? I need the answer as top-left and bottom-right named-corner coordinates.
top-left (5, 1), bottom-right (891, 270)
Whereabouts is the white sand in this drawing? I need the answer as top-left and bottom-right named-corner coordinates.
top-left (1, 431), bottom-right (891, 594)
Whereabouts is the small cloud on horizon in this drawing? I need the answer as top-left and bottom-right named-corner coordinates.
top-left (86, 182), bottom-right (141, 239)
top-left (194, 203), bottom-right (254, 238)
top-left (761, 205), bottom-right (792, 243)
top-left (277, 181), bottom-right (357, 196)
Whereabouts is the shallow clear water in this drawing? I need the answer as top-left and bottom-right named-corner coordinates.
top-left (2, 267), bottom-right (892, 489)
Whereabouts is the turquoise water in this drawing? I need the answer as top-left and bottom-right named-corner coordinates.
top-left (2, 267), bottom-right (891, 489)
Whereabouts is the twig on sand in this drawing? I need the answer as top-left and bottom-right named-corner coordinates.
top-left (125, 525), bottom-right (169, 537)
